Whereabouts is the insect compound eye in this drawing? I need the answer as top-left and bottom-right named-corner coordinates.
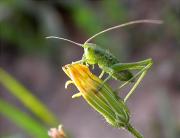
top-left (85, 47), bottom-right (90, 52)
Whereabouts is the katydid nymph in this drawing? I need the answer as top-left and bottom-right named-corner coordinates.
top-left (46, 19), bottom-right (162, 102)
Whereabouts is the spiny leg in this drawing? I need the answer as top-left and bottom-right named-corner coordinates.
top-left (124, 69), bottom-right (147, 102)
top-left (113, 58), bottom-right (153, 90)
top-left (123, 63), bottom-right (152, 102)
top-left (111, 58), bottom-right (152, 72)
top-left (97, 59), bottom-right (150, 91)
top-left (115, 64), bottom-right (149, 91)
top-left (116, 62), bottom-right (152, 102)
top-left (98, 59), bottom-right (152, 91)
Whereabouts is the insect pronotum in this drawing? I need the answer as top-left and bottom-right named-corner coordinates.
top-left (46, 19), bottom-right (162, 102)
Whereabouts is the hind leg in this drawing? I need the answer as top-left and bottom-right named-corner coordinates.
top-left (112, 59), bottom-right (153, 102)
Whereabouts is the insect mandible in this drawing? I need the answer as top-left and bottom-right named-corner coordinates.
top-left (46, 19), bottom-right (162, 102)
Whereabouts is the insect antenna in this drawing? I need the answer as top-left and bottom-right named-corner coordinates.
top-left (46, 36), bottom-right (83, 47)
top-left (84, 19), bottom-right (163, 44)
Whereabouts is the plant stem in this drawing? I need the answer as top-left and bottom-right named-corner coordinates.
top-left (126, 124), bottom-right (144, 138)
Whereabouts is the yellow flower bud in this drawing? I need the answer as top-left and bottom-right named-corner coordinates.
top-left (62, 63), bottom-right (144, 138)
top-left (62, 63), bottom-right (129, 127)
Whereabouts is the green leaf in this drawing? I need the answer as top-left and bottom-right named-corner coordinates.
top-left (0, 99), bottom-right (48, 138)
top-left (0, 68), bottom-right (58, 126)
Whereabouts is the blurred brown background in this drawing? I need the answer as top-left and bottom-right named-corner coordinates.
top-left (0, 0), bottom-right (180, 138)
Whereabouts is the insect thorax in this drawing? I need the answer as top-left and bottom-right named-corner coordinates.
top-left (83, 43), bottom-right (119, 66)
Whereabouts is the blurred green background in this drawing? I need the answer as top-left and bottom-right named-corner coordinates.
top-left (0, 0), bottom-right (180, 138)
